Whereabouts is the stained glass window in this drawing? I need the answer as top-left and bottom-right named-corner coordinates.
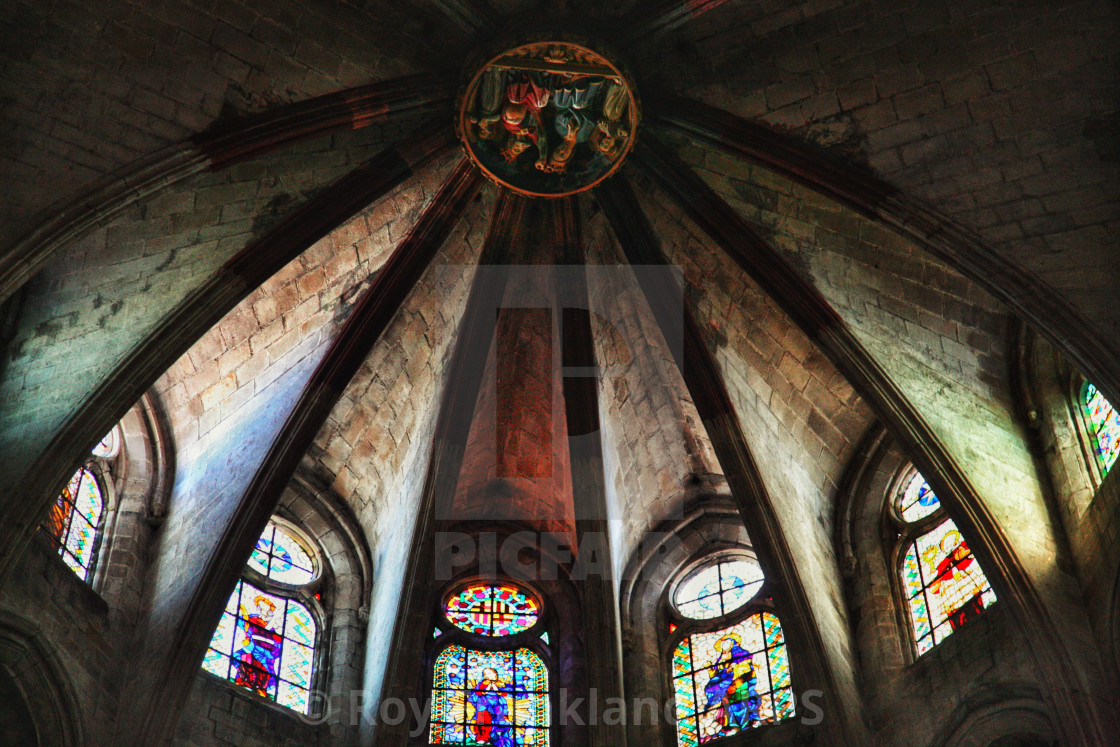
top-left (1083, 382), bottom-right (1120, 475)
top-left (41, 468), bottom-right (104, 580)
top-left (901, 517), bottom-right (996, 655)
top-left (445, 583), bottom-right (541, 636)
top-left (202, 519), bottom-right (321, 713)
top-left (897, 471), bottom-right (941, 523)
top-left (248, 522), bottom-right (316, 585)
top-left (202, 578), bottom-right (317, 713)
top-left (430, 645), bottom-right (549, 745)
top-left (672, 612), bottom-right (795, 745)
top-left (674, 559), bottom-right (765, 620)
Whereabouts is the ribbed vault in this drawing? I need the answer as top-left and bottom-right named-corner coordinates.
top-left (1, 2), bottom-right (1118, 745)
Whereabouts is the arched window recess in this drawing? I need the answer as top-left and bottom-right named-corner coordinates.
top-left (429, 577), bottom-right (553, 746)
top-left (889, 467), bottom-right (997, 658)
top-left (665, 550), bottom-right (796, 745)
top-left (201, 517), bottom-right (326, 716)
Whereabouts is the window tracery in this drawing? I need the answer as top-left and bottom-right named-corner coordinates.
top-left (39, 425), bottom-right (121, 581)
top-left (201, 519), bottom-right (321, 714)
top-left (430, 581), bottom-right (551, 745)
top-left (894, 469), bottom-right (997, 655)
top-left (669, 556), bottom-right (795, 745)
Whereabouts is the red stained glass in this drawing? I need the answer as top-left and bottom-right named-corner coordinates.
top-left (39, 468), bottom-right (103, 581)
top-left (445, 583), bottom-right (540, 637)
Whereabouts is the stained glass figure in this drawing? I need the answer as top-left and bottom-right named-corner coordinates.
top-left (672, 613), bottom-right (794, 746)
top-left (1083, 382), bottom-right (1120, 475)
top-left (202, 579), bottom-right (317, 713)
top-left (897, 471), bottom-right (940, 523)
top-left (91, 426), bottom-right (121, 459)
top-left (901, 518), bottom-right (996, 655)
top-left (445, 583), bottom-right (540, 637)
top-left (674, 559), bottom-right (765, 620)
top-left (248, 521), bottom-right (316, 585)
top-left (40, 468), bottom-right (104, 580)
top-left (430, 644), bottom-right (549, 746)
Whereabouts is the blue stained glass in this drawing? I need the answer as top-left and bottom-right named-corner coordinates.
top-left (431, 645), bottom-right (550, 745)
top-left (249, 522), bottom-right (316, 584)
top-left (898, 471), bottom-right (940, 522)
top-left (672, 613), bottom-right (795, 745)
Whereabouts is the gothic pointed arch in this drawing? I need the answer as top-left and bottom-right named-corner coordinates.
top-left (836, 426), bottom-right (1065, 742)
top-left (37, 393), bottom-right (170, 600)
top-left (929, 683), bottom-right (1058, 747)
top-left (890, 468), bottom-right (997, 656)
top-left (0, 612), bottom-right (87, 746)
top-left (183, 474), bottom-right (371, 741)
top-left (620, 498), bottom-right (813, 745)
top-left (429, 578), bottom-right (552, 745)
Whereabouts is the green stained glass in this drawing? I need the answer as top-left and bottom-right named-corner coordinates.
top-left (430, 644), bottom-right (550, 745)
top-left (672, 612), bottom-right (795, 745)
top-left (677, 716), bottom-right (699, 747)
top-left (1083, 382), bottom-right (1120, 475)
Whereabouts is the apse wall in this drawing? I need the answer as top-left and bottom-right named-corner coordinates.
top-left (0, 125), bottom-right (412, 584)
top-left (0, 400), bottom-right (165, 746)
top-left (679, 139), bottom-right (1107, 720)
top-left (584, 204), bottom-right (723, 580)
top-left (118, 155), bottom-right (462, 740)
top-left (843, 438), bottom-right (1058, 745)
top-left (305, 183), bottom-right (496, 736)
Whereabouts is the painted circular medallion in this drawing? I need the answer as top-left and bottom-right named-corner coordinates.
top-left (458, 41), bottom-right (639, 197)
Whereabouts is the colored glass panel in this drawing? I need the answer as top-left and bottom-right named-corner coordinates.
top-left (1083, 382), bottom-right (1120, 475)
top-left (430, 644), bottom-right (550, 745)
top-left (675, 559), bottom-right (765, 620)
top-left (92, 426), bottom-right (120, 459)
top-left (201, 579), bottom-right (318, 714)
top-left (901, 518), bottom-right (996, 653)
top-left (444, 583), bottom-right (540, 637)
top-left (40, 468), bottom-right (103, 581)
top-left (672, 612), bottom-right (795, 745)
top-left (248, 522), bottom-right (316, 585)
top-left (897, 471), bottom-right (940, 523)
